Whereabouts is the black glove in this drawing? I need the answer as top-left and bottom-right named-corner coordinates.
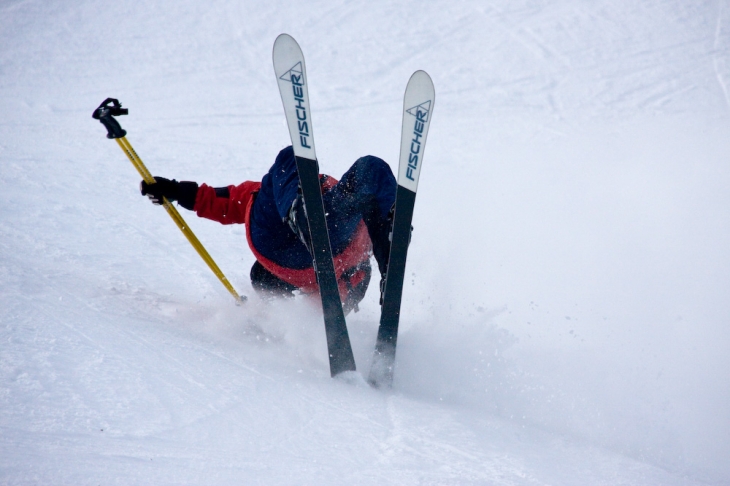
top-left (140, 177), bottom-right (198, 210)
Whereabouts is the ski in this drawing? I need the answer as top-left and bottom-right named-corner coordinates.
top-left (369, 71), bottom-right (435, 388)
top-left (273, 34), bottom-right (357, 377)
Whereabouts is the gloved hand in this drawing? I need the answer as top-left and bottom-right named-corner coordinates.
top-left (140, 177), bottom-right (199, 210)
top-left (140, 177), bottom-right (179, 205)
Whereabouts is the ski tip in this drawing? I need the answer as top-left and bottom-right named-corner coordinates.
top-left (411, 69), bottom-right (431, 78)
top-left (274, 32), bottom-right (293, 43)
top-left (273, 33), bottom-right (299, 52)
top-left (407, 71), bottom-right (435, 98)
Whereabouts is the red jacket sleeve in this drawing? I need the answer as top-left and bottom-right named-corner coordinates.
top-left (193, 181), bottom-right (261, 225)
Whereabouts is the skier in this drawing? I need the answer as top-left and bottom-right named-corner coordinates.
top-left (140, 145), bottom-right (397, 314)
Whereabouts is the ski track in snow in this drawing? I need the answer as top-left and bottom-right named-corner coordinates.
top-left (1, 0), bottom-right (730, 484)
top-left (713, 0), bottom-right (730, 111)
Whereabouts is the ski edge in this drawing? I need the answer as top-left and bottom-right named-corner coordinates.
top-left (273, 34), bottom-right (356, 377)
top-left (368, 70), bottom-right (435, 388)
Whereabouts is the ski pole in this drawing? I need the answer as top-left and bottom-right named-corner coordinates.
top-left (93, 98), bottom-right (246, 304)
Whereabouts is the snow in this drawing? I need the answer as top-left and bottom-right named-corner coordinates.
top-left (1, 0), bottom-right (729, 483)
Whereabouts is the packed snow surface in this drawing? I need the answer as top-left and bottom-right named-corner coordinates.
top-left (2, 0), bottom-right (729, 484)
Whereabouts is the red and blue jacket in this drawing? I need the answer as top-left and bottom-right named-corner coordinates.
top-left (192, 178), bottom-right (372, 301)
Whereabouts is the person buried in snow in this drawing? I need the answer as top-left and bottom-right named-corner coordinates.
top-left (140, 145), bottom-right (397, 314)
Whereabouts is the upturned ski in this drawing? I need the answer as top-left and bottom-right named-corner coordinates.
top-left (369, 71), bottom-right (435, 388)
top-left (273, 34), bottom-right (357, 377)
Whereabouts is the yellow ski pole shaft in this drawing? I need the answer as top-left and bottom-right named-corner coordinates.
top-left (93, 98), bottom-right (245, 304)
top-left (116, 137), bottom-right (245, 303)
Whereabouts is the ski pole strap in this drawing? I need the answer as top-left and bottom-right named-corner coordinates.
top-left (92, 98), bottom-right (128, 139)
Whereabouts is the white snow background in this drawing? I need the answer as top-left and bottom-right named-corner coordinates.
top-left (1, 0), bottom-right (729, 484)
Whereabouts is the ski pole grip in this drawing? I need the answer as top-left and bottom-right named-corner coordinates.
top-left (92, 98), bottom-right (128, 139)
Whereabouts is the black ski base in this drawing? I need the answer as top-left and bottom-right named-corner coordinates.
top-left (295, 155), bottom-right (357, 377)
top-left (368, 185), bottom-right (416, 387)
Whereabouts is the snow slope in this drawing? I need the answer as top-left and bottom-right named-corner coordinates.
top-left (1, 0), bottom-right (729, 483)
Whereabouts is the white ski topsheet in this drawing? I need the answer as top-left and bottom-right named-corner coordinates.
top-left (273, 34), bottom-right (317, 161)
top-left (398, 70), bottom-right (434, 193)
